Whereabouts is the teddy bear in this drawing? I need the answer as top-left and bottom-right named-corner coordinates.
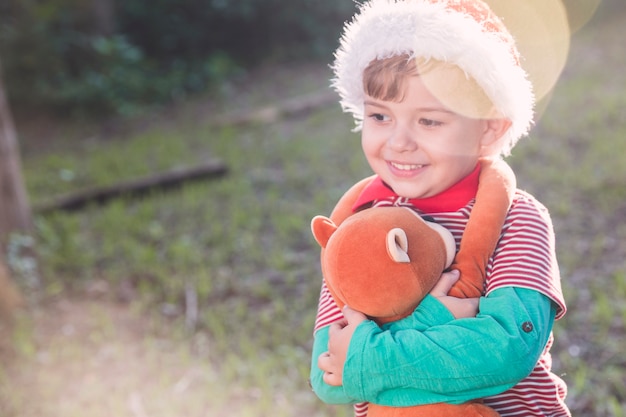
top-left (310, 158), bottom-right (515, 416)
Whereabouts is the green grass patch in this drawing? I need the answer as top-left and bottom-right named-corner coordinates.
top-left (10, 97), bottom-right (368, 416)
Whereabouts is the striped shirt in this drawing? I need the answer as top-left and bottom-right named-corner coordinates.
top-left (313, 189), bottom-right (569, 417)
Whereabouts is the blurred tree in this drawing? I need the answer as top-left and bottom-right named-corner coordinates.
top-left (0, 0), bottom-right (355, 115)
top-left (92, 0), bottom-right (116, 36)
top-left (0, 59), bottom-right (32, 240)
top-left (0, 251), bottom-right (23, 319)
top-left (0, 59), bottom-right (28, 318)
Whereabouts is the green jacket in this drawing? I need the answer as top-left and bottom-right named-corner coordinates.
top-left (310, 287), bottom-right (556, 406)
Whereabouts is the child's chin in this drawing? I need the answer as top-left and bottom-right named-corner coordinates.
top-left (391, 186), bottom-right (428, 200)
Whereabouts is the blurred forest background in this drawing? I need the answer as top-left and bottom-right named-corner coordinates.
top-left (0, 0), bottom-right (354, 117)
top-left (1, 0), bottom-right (625, 417)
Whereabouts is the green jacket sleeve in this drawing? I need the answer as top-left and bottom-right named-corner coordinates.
top-left (342, 287), bottom-right (556, 406)
top-left (309, 295), bottom-right (455, 404)
top-left (310, 325), bottom-right (356, 404)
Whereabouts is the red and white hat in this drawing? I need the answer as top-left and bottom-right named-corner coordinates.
top-left (332, 0), bottom-right (535, 155)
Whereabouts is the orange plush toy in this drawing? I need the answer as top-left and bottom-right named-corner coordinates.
top-left (311, 158), bottom-right (515, 417)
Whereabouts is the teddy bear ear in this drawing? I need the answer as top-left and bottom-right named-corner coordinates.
top-left (386, 228), bottom-right (410, 263)
top-left (311, 216), bottom-right (337, 248)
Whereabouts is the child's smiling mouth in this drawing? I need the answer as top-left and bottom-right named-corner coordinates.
top-left (389, 161), bottom-right (426, 172)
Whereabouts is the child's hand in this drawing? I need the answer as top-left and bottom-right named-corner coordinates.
top-left (430, 270), bottom-right (480, 319)
top-left (318, 306), bottom-right (367, 386)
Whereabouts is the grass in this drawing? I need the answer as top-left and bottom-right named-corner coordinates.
top-left (3, 62), bottom-right (366, 417)
top-left (2, 2), bottom-right (626, 416)
top-left (506, 3), bottom-right (626, 415)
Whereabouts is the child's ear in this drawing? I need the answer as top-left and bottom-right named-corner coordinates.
top-left (480, 118), bottom-right (512, 149)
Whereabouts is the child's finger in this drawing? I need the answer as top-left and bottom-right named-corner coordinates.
top-left (342, 305), bottom-right (367, 324)
top-left (430, 270), bottom-right (461, 296)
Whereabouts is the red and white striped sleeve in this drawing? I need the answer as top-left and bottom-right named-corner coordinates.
top-left (313, 281), bottom-right (344, 332)
top-left (486, 191), bottom-right (566, 319)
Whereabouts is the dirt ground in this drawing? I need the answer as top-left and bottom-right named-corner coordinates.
top-left (1, 297), bottom-right (206, 417)
top-left (2, 289), bottom-right (261, 417)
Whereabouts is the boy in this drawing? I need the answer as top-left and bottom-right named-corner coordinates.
top-left (310, 1), bottom-right (570, 416)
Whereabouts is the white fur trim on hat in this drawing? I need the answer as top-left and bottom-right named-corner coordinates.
top-left (332, 0), bottom-right (535, 155)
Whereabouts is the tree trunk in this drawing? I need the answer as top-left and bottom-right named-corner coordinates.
top-left (91, 0), bottom-right (116, 36)
top-left (0, 58), bottom-right (32, 242)
top-left (0, 252), bottom-right (22, 319)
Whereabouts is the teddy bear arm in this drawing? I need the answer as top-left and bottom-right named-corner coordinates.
top-left (329, 175), bottom-right (377, 225)
top-left (449, 159), bottom-right (516, 298)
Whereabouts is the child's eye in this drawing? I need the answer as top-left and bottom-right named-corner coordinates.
top-left (369, 113), bottom-right (390, 122)
top-left (419, 118), bottom-right (443, 127)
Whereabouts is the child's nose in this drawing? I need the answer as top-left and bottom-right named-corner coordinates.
top-left (387, 126), bottom-right (418, 152)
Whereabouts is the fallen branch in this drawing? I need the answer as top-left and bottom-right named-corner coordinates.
top-left (34, 159), bottom-right (228, 213)
top-left (33, 90), bottom-right (335, 213)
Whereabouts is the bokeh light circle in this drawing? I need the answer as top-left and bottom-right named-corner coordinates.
top-left (486, 0), bottom-right (571, 104)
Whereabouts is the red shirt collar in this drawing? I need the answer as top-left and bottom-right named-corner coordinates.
top-left (353, 164), bottom-right (481, 214)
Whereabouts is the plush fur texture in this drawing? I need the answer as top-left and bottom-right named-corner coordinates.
top-left (312, 206), bottom-right (456, 324)
top-left (331, 0), bottom-right (534, 155)
top-left (448, 158), bottom-right (516, 297)
top-left (311, 159), bottom-right (515, 416)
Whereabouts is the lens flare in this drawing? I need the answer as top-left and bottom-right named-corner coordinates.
top-left (561, 0), bottom-right (603, 34)
top-left (487, 0), bottom-right (571, 104)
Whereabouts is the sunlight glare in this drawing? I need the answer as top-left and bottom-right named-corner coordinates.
top-left (488, 0), bottom-right (571, 105)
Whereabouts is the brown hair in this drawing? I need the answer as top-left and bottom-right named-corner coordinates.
top-left (362, 55), bottom-right (419, 102)
top-left (363, 55), bottom-right (497, 119)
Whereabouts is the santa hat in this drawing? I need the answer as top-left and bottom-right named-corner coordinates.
top-left (332, 0), bottom-right (535, 155)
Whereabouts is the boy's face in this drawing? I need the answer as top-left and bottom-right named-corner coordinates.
top-left (361, 75), bottom-right (502, 199)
